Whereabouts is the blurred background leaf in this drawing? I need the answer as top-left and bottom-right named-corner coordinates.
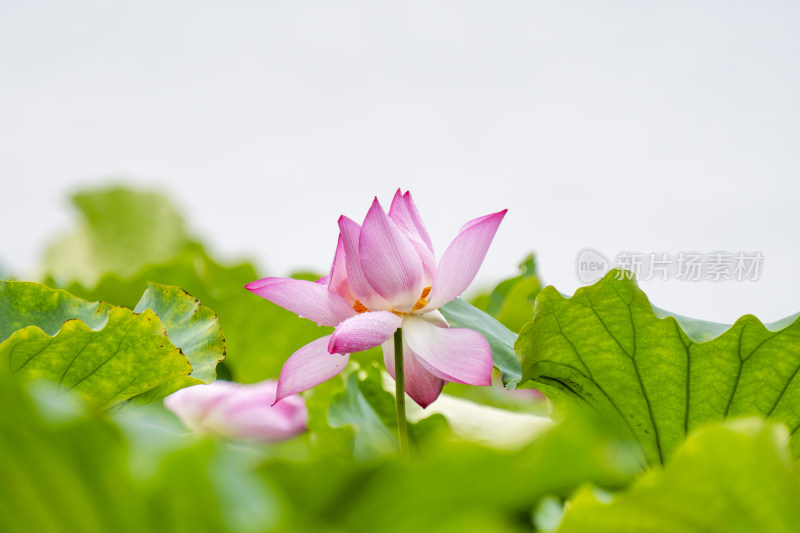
top-left (0, 366), bottom-right (276, 533)
top-left (557, 419), bottom-right (800, 533)
top-left (260, 407), bottom-right (642, 533)
top-left (45, 187), bottom-right (191, 286)
top-left (328, 371), bottom-right (399, 459)
top-left (471, 253), bottom-right (541, 334)
top-left (305, 364), bottom-right (449, 461)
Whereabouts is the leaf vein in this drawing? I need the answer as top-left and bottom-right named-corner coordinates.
top-left (67, 320), bottom-right (135, 392)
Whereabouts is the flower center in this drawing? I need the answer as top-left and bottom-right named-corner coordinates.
top-left (351, 286), bottom-right (432, 315)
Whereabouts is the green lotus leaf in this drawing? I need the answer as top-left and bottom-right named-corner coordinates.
top-left (0, 281), bottom-right (224, 410)
top-left (440, 297), bottom-right (521, 388)
top-left (517, 269), bottom-right (800, 465)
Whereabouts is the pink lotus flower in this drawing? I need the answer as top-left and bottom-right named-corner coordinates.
top-left (246, 190), bottom-right (506, 408)
top-left (164, 380), bottom-right (307, 442)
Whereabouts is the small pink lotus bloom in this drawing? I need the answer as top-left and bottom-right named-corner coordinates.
top-left (164, 380), bottom-right (307, 442)
top-left (246, 190), bottom-right (506, 408)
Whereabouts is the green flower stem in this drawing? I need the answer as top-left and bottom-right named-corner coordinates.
top-left (394, 328), bottom-right (410, 458)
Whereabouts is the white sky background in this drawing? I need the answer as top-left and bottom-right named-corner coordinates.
top-left (1, 1), bottom-right (798, 324)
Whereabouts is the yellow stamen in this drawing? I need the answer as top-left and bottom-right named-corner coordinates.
top-left (412, 286), bottom-right (432, 311)
top-left (352, 300), bottom-right (368, 313)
